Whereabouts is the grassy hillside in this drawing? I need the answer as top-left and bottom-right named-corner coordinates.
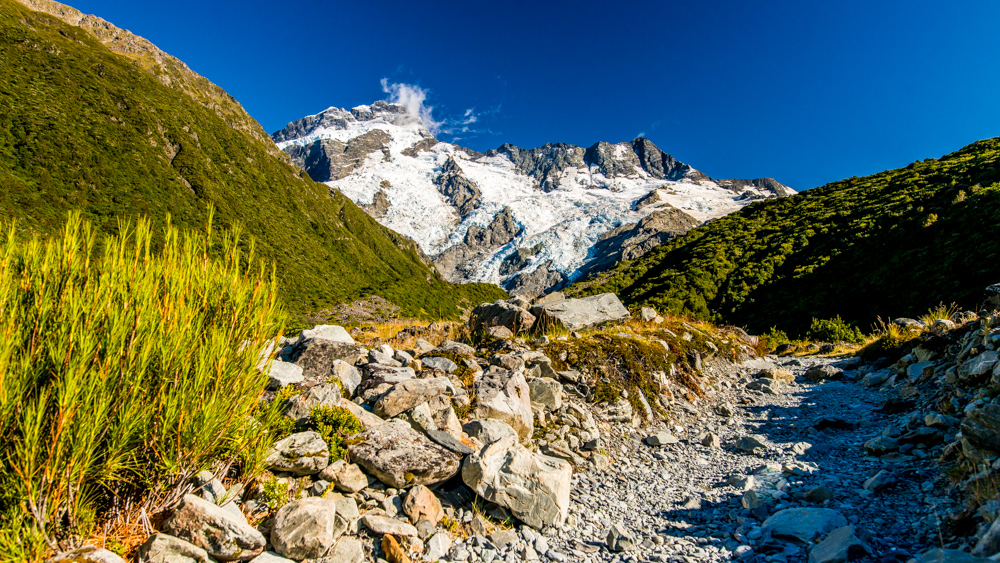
top-left (0, 0), bottom-right (504, 321)
top-left (570, 138), bottom-right (1000, 335)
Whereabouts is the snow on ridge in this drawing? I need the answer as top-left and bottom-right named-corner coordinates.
top-left (277, 113), bottom-right (785, 287)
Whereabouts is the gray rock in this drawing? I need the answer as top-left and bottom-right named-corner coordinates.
top-left (283, 383), bottom-right (342, 424)
top-left (421, 356), bottom-right (460, 373)
top-left (265, 431), bottom-right (330, 476)
top-left (330, 360), bottom-right (361, 397)
top-left (432, 340), bottom-right (477, 357)
top-left (967, 351), bottom-right (999, 377)
top-left (262, 360), bottom-right (305, 390)
top-left (606, 523), bottom-right (635, 552)
top-left (359, 514), bottom-right (419, 536)
top-left (528, 377), bottom-right (563, 411)
top-left (973, 517), bottom-right (1000, 556)
top-left (640, 307), bottom-right (658, 322)
top-left (373, 377), bottom-right (449, 418)
top-left (863, 436), bottom-right (899, 456)
top-left (463, 419), bottom-right (520, 445)
top-left (246, 552), bottom-right (296, 563)
top-left (162, 494), bottom-right (266, 561)
top-left (469, 299), bottom-right (538, 336)
top-left (804, 365), bottom-right (843, 383)
top-left (294, 340), bottom-right (364, 379)
top-left (425, 532), bottom-right (453, 561)
top-left (297, 325), bottom-right (355, 346)
top-left (462, 434), bottom-right (572, 529)
top-left (808, 526), bottom-right (873, 563)
top-left (138, 533), bottom-right (213, 563)
top-left (475, 369), bottom-right (534, 441)
top-left (645, 431), bottom-right (679, 446)
top-left (961, 404), bottom-right (1000, 452)
top-left (47, 546), bottom-right (127, 563)
top-left (735, 435), bottom-right (767, 453)
top-left (270, 497), bottom-right (345, 560)
top-left (702, 433), bottom-right (721, 447)
top-left (804, 486), bottom-right (834, 503)
top-left (426, 428), bottom-right (475, 455)
top-left (348, 419), bottom-right (462, 488)
top-left (319, 537), bottom-right (364, 563)
top-left (335, 398), bottom-right (384, 430)
top-left (532, 293), bottom-right (630, 331)
top-left (762, 508), bottom-right (848, 545)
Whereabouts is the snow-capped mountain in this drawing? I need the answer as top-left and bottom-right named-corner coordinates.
top-left (272, 101), bottom-right (795, 296)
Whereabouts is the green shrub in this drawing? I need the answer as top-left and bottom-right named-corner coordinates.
top-left (806, 316), bottom-right (865, 344)
top-left (760, 326), bottom-right (791, 349)
top-left (310, 406), bottom-right (363, 462)
top-left (0, 213), bottom-right (285, 558)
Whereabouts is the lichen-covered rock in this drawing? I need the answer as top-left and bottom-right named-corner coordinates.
top-left (475, 369), bottom-right (533, 441)
top-left (528, 377), bottom-right (563, 411)
top-left (46, 546), bottom-right (127, 563)
top-left (461, 435), bottom-right (572, 529)
top-left (469, 300), bottom-right (537, 335)
top-left (270, 497), bottom-right (345, 560)
top-left (162, 494), bottom-right (266, 561)
top-left (294, 340), bottom-right (364, 379)
top-left (463, 419), bottom-right (520, 445)
top-left (283, 383), bottom-right (341, 424)
top-left (138, 533), bottom-right (213, 563)
top-left (373, 378), bottom-right (449, 418)
top-left (265, 431), bottom-right (330, 476)
top-left (297, 325), bottom-right (355, 345)
top-left (348, 420), bottom-right (462, 488)
top-left (261, 360), bottom-right (305, 391)
top-left (531, 293), bottom-right (630, 331)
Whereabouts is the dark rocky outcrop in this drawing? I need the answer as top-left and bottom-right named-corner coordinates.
top-left (631, 137), bottom-right (691, 180)
top-left (576, 205), bottom-right (701, 280)
top-left (505, 262), bottom-right (566, 298)
top-left (486, 143), bottom-right (587, 192)
top-left (434, 208), bottom-right (521, 282)
top-left (283, 129), bottom-right (392, 182)
top-left (434, 157), bottom-right (481, 217)
top-left (717, 177), bottom-right (796, 197)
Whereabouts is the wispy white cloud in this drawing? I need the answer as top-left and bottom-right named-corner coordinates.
top-left (379, 79), bottom-right (502, 141)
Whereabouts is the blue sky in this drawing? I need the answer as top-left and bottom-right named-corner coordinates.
top-left (70, 0), bottom-right (1000, 190)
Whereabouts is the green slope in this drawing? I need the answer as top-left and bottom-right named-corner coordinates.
top-left (570, 138), bottom-right (1000, 335)
top-left (0, 0), bottom-right (504, 320)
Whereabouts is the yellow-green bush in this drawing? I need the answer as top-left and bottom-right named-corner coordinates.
top-left (0, 213), bottom-right (286, 559)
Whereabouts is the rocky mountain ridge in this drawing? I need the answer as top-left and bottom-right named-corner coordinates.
top-left (273, 102), bottom-right (795, 297)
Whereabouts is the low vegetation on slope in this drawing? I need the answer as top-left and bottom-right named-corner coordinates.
top-left (0, 0), bottom-right (503, 321)
top-left (571, 138), bottom-right (1000, 336)
top-left (0, 214), bottom-right (288, 559)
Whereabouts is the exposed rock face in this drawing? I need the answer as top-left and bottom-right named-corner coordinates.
top-left (578, 205), bottom-right (700, 279)
top-left (506, 262), bottom-right (566, 299)
top-left (162, 495), bottom-right (266, 561)
top-left (718, 177), bottom-right (797, 198)
top-left (347, 420), bottom-right (463, 488)
top-left (461, 435), bottom-right (572, 529)
top-left (532, 293), bottom-right (631, 331)
top-left (488, 143), bottom-right (587, 192)
top-left (282, 129), bottom-right (393, 183)
top-left (474, 369), bottom-right (534, 441)
top-left (270, 498), bottom-right (346, 560)
top-left (468, 299), bottom-right (536, 335)
top-left (434, 207), bottom-right (521, 282)
top-left (435, 157), bottom-right (481, 217)
top-left (631, 137), bottom-right (690, 180)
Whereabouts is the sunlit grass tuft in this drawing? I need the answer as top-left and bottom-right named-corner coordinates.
top-left (0, 211), bottom-right (286, 559)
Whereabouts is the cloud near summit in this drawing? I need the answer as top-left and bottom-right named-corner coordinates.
top-left (380, 79), bottom-right (491, 140)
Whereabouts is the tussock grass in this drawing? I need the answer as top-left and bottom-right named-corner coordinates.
top-left (920, 302), bottom-right (960, 328)
top-left (0, 212), bottom-right (287, 560)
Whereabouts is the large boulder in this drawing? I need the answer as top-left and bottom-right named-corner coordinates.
top-left (283, 383), bottom-right (341, 424)
top-left (348, 420), bottom-right (463, 488)
top-left (330, 360), bottom-right (362, 397)
top-left (961, 404), bottom-right (1000, 453)
top-left (469, 300), bottom-right (537, 335)
top-left (270, 497), bottom-right (347, 560)
top-left (531, 293), bottom-right (630, 331)
top-left (461, 435), bottom-right (572, 529)
top-left (475, 369), bottom-right (533, 441)
top-left (138, 533), bottom-right (213, 563)
top-left (296, 325), bottom-right (355, 345)
top-left (373, 378), bottom-right (450, 418)
top-left (260, 360), bottom-right (304, 391)
top-left (265, 431), bottom-right (330, 476)
top-left (463, 419), bottom-right (520, 445)
top-left (294, 340), bottom-right (364, 379)
top-left (762, 508), bottom-right (848, 545)
top-left (162, 494), bottom-right (266, 561)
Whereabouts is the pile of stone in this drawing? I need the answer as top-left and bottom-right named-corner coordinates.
top-left (850, 307), bottom-right (1000, 560)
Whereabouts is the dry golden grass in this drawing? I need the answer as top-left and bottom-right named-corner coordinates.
top-left (349, 319), bottom-right (467, 350)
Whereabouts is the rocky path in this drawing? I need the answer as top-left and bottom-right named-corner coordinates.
top-left (531, 355), bottom-right (956, 563)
